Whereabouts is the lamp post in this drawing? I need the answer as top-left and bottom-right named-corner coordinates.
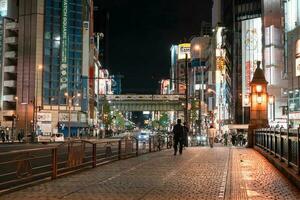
top-left (248, 61), bottom-right (269, 147)
top-left (194, 44), bottom-right (203, 135)
top-left (64, 92), bottom-right (81, 138)
top-left (34, 65), bottom-right (43, 134)
top-left (21, 101), bottom-right (28, 139)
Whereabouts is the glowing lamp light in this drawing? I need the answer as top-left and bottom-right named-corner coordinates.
top-left (256, 85), bottom-right (262, 93)
top-left (194, 44), bottom-right (201, 51)
top-left (244, 95), bottom-right (250, 105)
top-left (256, 96), bottom-right (263, 104)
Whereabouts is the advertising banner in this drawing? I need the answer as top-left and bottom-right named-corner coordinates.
top-left (37, 113), bottom-right (52, 122)
top-left (60, 0), bottom-right (68, 90)
top-left (296, 58), bottom-right (300, 76)
top-left (0, 0), bottom-right (7, 16)
top-left (37, 123), bottom-right (52, 133)
top-left (242, 17), bottom-right (262, 107)
top-left (178, 43), bottom-right (191, 60)
top-left (296, 40), bottom-right (300, 77)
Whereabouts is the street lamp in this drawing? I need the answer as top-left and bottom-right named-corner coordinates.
top-left (34, 65), bottom-right (43, 135)
top-left (193, 44), bottom-right (203, 135)
top-left (21, 101), bottom-right (28, 139)
top-left (64, 92), bottom-right (81, 138)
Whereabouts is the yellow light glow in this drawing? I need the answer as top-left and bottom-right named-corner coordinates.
top-left (194, 44), bottom-right (200, 51)
top-left (256, 85), bottom-right (262, 92)
top-left (244, 95), bottom-right (250, 105)
top-left (256, 96), bottom-right (262, 104)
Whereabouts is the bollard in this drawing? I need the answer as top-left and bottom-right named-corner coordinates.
top-left (279, 127), bottom-right (283, 162)
top-left (92, 143), bottom-right (96, 168)
top-left (149, 137), bottom-right (152, 152)
top-left (274, 127), bottom-right (277, 157)
top-left (51, 148), bottom-right (57, 179)
top-left (136, 138), bottom-right (139, 157)
top-left (287, 127), bottom-right (291, 167)
top-left (118, 140), bottom-right (122, 160)
top-left (297, 124), bottom-right (300, 174)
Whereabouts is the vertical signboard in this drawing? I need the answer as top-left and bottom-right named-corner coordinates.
top-left (177, 43), bottom-right (191, 60)
top-left (82, 21), bottom-right (89, 112)
top-left (60, 0), bottom-right (68, 90)
top-left (0, 0), bottom-right (7, 17)
top-left (242, 18), bottom-right (262, 106)
top-left (296, 40), bottom-right (300, 76)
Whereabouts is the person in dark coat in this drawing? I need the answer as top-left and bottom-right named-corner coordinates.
top-left (172, 119), bottom-right (184, 155)
top-left (1, 130), bottom-right (5, 143)
top-left (183, 122), bottom-right (189, 147)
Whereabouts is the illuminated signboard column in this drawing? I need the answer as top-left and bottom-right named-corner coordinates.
top-left (242, 18), bottom-right (263, 107)
top-left (296, 40), bottom-right (300, 77)
top-left (0, 0), bottom-right (7, 16)
top-left (60, 0), bottom-right (68, 91)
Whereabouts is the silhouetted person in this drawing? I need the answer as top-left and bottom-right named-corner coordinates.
top-left (1, 130), bottom-right (5, 143)
top-left (208, 124), bottom-right (216, 148)
top-left (172, 119), bottom-right (184, 155)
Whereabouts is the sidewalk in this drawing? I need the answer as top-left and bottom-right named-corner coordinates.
top-left (1, 147), bottom-right (300, 200)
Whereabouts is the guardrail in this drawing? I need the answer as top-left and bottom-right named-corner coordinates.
top-left (0, 135), bottom-right (172, 194)
top-left (255, 127), bottom-right (300, 174)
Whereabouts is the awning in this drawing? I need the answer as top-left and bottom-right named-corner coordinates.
top-left (227, 124), bottom-right (249, 130)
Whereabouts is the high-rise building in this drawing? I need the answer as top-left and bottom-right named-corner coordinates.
top-left (13, 0), bottom-right (94, 137)
top-left (284, 0), bottom-right (300, 127)
top-left (0, 0), bottom-right (19, 136)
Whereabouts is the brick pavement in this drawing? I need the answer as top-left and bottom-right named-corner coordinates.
top-left (1, 147), bottom-right (300, 200)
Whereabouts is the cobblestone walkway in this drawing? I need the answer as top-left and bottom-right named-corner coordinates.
top-left (1, 147), bottom-right (300, 200)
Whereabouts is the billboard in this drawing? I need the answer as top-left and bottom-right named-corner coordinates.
top-left (60, 0), bottom-right (68, 90)
top-left (178, 43), bottom-right (190, 60)
top-left (0, 0), bottom-right (7, 16)
top-left (242, 18), bottom-right (262, 106)
top-left (296, 40), bottom-right (300, 76)
top-left (160, 79), bottom-right (170, 94)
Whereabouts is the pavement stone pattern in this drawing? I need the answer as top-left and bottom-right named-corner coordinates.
top-left (1, 147), bottom-right (300, 200)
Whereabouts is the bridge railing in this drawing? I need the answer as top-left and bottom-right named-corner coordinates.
top-left (0, 135), bottom-right (171, 194)
top-left (255, 127), bottom-right (300, 174)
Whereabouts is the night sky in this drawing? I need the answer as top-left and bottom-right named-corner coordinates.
top-left (94, 0), bottom-right (212, 94)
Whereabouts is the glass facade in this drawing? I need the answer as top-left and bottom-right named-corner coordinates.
top-left (43, 0), bottom-right (83, 105)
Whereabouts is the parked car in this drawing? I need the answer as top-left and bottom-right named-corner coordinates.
top-left (138, 132), bottom-right (149, 141)
top-left (37, 134), bottom-right (52, 143)
top-left (51, 133), bottom-right (65, 142)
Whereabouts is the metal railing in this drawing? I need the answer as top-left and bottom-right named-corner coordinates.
top-left (255, 127), bottom-right (300, 174)
top-left (0, 135), bottom-right (172, 193)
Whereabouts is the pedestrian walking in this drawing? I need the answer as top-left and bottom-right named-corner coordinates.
top-left (207, 124), bottom-right (216, 148)
top-left (5, 132), bottom-right (9, 143)
top-left (1, 130), bottom-right (5, 143)
top-left (172, 119), bottom-right (184, 155)
top-left (183, 122), bottom-right (189, 148)
top-left (17, 131), bottom-right (22, 143)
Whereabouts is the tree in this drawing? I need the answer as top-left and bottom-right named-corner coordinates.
top-left (114, 111), bottom-right (126, 130)
top-left (102, 97), bottom-right (112, 129)
top-left (158, 112), bottom-right (170, 131)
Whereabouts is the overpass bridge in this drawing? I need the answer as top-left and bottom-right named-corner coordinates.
top-left (102, 94), bottom-right (186, 111)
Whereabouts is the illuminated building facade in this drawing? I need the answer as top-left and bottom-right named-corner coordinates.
top-left (0, 0), bottom-right (19, 133)
top-left (284, 0), bottom-right (300, 127)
